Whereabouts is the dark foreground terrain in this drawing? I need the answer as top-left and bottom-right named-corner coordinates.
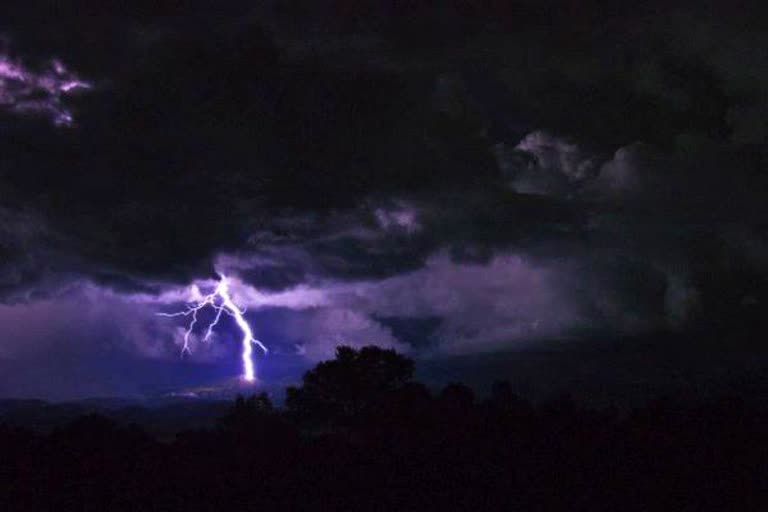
top-left (2, 346), bottom-right (767, 511)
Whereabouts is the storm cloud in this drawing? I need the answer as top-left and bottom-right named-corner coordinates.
top-left (1, 2), bottom-right (768, 397)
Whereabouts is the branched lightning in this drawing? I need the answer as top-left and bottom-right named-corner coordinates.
top-left (157, 274), bottom-right (267, 381)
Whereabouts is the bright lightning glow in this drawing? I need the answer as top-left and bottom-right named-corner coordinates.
top-left (157, 274), bottom-right (267, 382)
top-left (1, 53), bottom-right (92, 126)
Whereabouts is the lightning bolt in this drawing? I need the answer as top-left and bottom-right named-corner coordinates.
top-left (157, 274), bottom-right (267, 382)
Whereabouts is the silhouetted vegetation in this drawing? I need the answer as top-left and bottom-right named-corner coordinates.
top-left (2, 346), bottom-right (767, 511)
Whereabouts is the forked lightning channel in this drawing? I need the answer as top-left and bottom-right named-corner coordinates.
top-left (158, 274), bottom-right (267, 381)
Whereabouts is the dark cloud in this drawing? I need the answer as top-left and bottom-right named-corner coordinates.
top-left (1, 3), bottom-right (768, 397)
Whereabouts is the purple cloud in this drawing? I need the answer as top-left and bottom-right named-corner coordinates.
top-left (0, 51), bottom-right (91, 126)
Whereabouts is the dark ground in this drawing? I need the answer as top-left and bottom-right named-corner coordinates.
top-left (2, 345), bottom-right (767, 511)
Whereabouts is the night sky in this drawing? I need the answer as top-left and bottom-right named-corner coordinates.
top-left (1, 2), bottom-right (767, 401)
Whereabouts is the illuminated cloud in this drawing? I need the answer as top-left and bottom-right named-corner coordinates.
top-left (374, 201), bottom-right (421, 234)
top-left (282, 307), bottom-right (407, 361)
top-left (0, 52), bottom-right (91, 126)
top-left (515, 131), bottom-right (599, 184)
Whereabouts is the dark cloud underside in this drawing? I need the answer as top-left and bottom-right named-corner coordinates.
top-left (1, 2), bottom-right (768, 398)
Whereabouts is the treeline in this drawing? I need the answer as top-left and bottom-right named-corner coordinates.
top-left (2, 346), bottom-right (767, 511)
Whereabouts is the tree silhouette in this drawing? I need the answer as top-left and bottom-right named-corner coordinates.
top-left (215, 392), bottom-right (295, 443)
top-left (286, 345), bottom-right (414, 426)
top-left (3, 363), bottom-right (768, 511)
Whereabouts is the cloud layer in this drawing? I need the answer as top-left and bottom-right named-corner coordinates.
top-left (1, 3), bottom-right (768, 397)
